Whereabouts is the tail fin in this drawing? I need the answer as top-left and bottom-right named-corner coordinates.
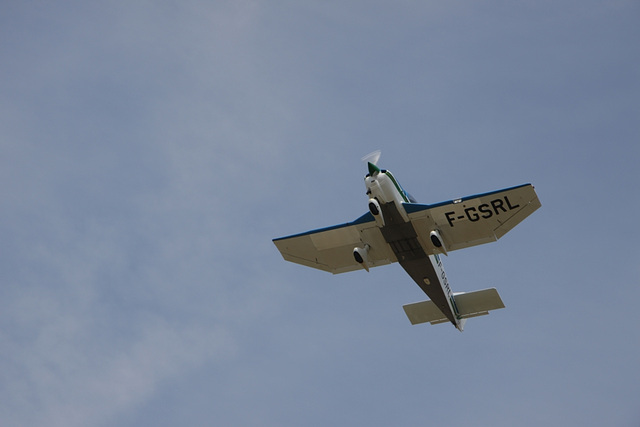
top-left (403, 288), bottom-right (505, 326)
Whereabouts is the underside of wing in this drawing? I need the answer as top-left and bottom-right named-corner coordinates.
top-left (405, 183), bottom-right (541, 254)
top-left (273, 213), bottom-right (396, 274)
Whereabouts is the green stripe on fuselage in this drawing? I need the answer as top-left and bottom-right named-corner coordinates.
top-left (384, 171), bottom-right (410, 203)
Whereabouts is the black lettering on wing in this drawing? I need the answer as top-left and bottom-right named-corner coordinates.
top-left (505, 196), bottom-right (520, 210)
top-left (465, 207), bottom-right (480, 222)
top-left (478, 203), bottom-right (493, 219)
top-left (491, 198), bottom-right (506, 214)
top-left (445, 211), bottom-right (456, 227)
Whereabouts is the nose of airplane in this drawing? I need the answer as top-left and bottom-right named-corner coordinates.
top-left (362, 150), bottom-right (382, 175)
top-left (368, 162), bottom-right (381, 176)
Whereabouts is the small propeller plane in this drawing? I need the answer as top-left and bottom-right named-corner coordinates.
top-left (273, 152), bottom-right (541, 331)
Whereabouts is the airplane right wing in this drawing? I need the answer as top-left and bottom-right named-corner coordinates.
top-left (273, 213), bottom-right (397, 274)
top-left (405, 183), bottom-right (541, 253)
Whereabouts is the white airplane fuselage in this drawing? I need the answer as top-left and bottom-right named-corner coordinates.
top-left (364, 165), bottom-right (465, 331)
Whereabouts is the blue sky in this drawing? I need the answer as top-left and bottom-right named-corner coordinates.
top-left (1, 1), bottom-right (639, 426)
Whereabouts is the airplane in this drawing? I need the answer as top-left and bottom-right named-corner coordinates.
top-left (273, 152), bottom-right (541, 331)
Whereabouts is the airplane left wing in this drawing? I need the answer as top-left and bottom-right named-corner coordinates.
top-left (273, 213), bottom-right (397, 274)
top-left (405, 183), bottom-right (541, 254)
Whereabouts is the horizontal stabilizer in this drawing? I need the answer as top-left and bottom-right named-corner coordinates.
top-left (403, 300), bottom-right (449, 325)
top-left (455, 288), bottom-right (505, 319)
top-left (403, 288), bottom-right (505, 326)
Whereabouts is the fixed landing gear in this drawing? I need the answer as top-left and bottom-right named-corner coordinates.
top-left (368, 199), bottom-right (380, 216)
top-left (353, 244), bottom-right (371, 272)
top-left (367, 198), bottom-right (385, 227)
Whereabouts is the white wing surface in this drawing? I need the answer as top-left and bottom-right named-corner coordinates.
top-left (405, 183), bottom-right (541, 253)
top-left (273, 213), bottom-right (397, 274)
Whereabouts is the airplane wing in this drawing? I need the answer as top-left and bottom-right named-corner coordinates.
top-left (273, 213), bottom-right (397, 274)
top-left (405, 183), bottom-right (541, 253)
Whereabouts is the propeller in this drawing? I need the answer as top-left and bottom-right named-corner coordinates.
top-left (361, 150), bottom-right (381, 166)
top-left (361, 150), bottom-right (382, 175)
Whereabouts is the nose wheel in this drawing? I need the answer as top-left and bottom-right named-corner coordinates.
top-left (367, 198), bottom-right (385, 226)
top-left (368, 200), bottom-right (379, 216)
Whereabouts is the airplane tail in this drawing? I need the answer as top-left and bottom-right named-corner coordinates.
top-left (403, 288), bottom-right (505, 328)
